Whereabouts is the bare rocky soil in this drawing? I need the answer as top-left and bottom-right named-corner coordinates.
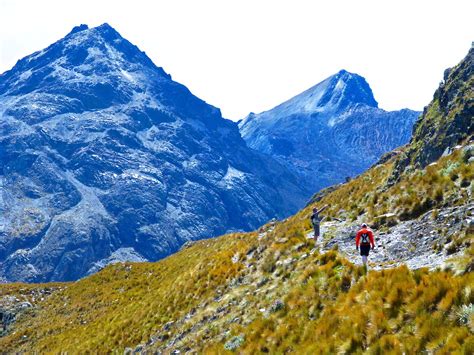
top-left (316, 203), bottom-right (473, 271)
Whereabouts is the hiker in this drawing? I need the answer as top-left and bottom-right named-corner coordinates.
top-left (355, 223), bottom-right (375, 266)
top-left (310, 205), bottom-right (328, 243)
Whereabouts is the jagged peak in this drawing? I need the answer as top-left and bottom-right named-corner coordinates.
top-left (68, 24), bottom-right (89, 35)
top-left (321, 69), bottom-right (378, 109)
top-left (96, 22), bottom-right (114, 30)
top-left (66, 23), bottom-right (118, 37)
top-left (62, 24), bottom-right (122, 46)
top-left (251, 70), bottom-right (378, 120)
top-left (334, 69), bottom-right (352, 78)
top-left (62, 22), bottom-right (125, 48)
top-left (0, 22), bottom-right (170, 95)
top-left (91, 23), bottom-right (123, 41)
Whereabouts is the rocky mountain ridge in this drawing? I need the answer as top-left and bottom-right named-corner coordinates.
top-left (239, 69), bottom-right (420, 193)
top-left (0, 23), bottom-right (309, 282)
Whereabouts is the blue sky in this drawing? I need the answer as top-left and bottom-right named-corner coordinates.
top-left (0, 0), bottom-right (473, 120)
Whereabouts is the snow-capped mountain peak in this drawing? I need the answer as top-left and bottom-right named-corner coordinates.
top-left (0, 24), bottom-right (308, 282)
top-left (319, 69), bottom-right (378, 110)
top-left (238, 71), bottom-right (419, 193)
top-left (250, 70), bottom-right (378, 124)
top-left (0, 23), bottom-right (169, 98)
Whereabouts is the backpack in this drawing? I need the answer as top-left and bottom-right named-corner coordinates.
top-left (360, 231), bottom-right (370, 245)
top-left (311, 213), bottom-right (320, 225)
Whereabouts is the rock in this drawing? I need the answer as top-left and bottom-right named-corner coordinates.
top-left (256, 277), bottom-right (269, 288)
top-left (396, 48), bottom-right (473, 169)
top-left (464, 259), bottom-right (474, 274)
top-left (274, 250), bottom-right (282, 260)
top-left (292, 243), bottom-right (305, 252)
top-left (229, 276), bottom-right (244, 288)
top-left (179, 241), bottom-right (196, 251)
top-left (0, 309), bottom-right (16, 333)
top-left (467, 219), bottom-right (474, 233)
top-left (246, 246), bottom-right (257, 257)
top-left (462, 144), bottom-right (474, 161)
top-left (282, 258), bottom-right (296, 267)
top-left (163, 321), bottom-right (174, 331)
top-left (19, 302), bottom-right (32, 309)
top-left (224, 335), bottom-right (245, 351)
top-left (231, 253), bottom-right (241, 264)
top-left (270, 299), bottom-right (285, 313)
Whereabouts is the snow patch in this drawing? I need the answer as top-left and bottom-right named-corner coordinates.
top-left (223, 166), bottom-right (246, 180)
top-left (120, 169), bottom-right (162, 184)
top-left (120, 69), bottom-right (136, 84)
top-left (86, 47), bottom-right (103, 61)
top-left (18, 69), bottom-right (32, 82)
top-left (219, 165), bottom-right (247, 188)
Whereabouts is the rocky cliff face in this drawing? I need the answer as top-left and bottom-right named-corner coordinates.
top-left (0, 24), bottom-right (308, 282)
top-left (238, 70), bottom-right (420, 193)
top-left (390, 45), bottom-right (473, 178)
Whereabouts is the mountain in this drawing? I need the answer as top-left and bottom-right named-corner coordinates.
top-left (238, 70), bottom-right (421, 193)
top-left (388, 44), bottom-right (474, 183)
top-left (0, 23), bottom-right (309, 282)
top-left (0, 45), bottom-right (472, 353)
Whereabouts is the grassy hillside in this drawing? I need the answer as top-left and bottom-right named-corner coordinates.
top-left (0, 140), bottom-right (473, 352)
top-left (320, 146), bottom-right (473, 246)
top-left (0, 229), bottom-right (473, 353)
top-left (0, 233), bottom-right (251, 351)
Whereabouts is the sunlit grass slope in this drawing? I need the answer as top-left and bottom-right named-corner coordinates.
top-left (0, 143), bottom-right (472, 352)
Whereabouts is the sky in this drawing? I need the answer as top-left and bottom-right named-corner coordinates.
top-left (0, 0), bottom-right (473, 120)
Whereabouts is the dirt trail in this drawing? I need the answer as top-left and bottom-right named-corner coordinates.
top-left (306, 203), bottom-right (473, 270)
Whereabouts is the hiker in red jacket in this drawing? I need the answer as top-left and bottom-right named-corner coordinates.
top-left (355, 223), bottom-right (375, 266)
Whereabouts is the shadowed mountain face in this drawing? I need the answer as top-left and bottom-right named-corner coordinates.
top-left (238, 70), bottom-right (420, 193)
top-left (0, 23), bottom-right (309, 282)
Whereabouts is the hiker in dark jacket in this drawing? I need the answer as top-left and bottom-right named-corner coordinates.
top-left (310, 205), bottom-right (328, 243)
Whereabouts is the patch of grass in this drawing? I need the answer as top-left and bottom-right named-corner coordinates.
top-left (317, 146), bottom-right (472, 224)
top-left (220, 266), bottom-right (474, 354)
